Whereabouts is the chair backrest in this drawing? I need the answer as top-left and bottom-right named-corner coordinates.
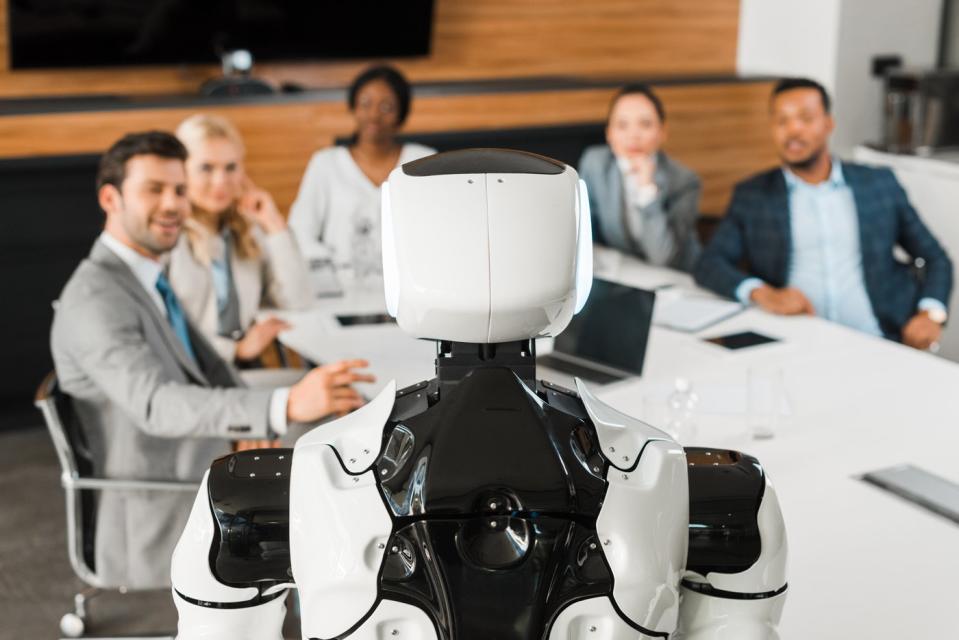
top-left (34, 371), bottom-right (99, 580)
top-left (34, 371), bottom-right (94, 479)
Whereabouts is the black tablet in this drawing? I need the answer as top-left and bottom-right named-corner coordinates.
top-left (702, 330), bottom-right (779, 350)
top-left (335, 313), bottom-right (396, 327)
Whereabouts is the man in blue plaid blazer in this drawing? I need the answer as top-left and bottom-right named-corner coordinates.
top-left (695, 78), bottom-right (952, 349)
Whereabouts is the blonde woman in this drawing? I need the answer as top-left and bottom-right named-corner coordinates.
top-left (169, 114), bottom-right (312, 366)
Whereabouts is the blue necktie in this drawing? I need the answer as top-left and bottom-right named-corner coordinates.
top-left (155, 273), bottom-right (197, 363)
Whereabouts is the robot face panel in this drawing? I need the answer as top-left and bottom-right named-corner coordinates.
top-left (383, 148), bottom-right (591, 343)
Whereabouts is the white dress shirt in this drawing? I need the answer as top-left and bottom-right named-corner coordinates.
top-left (288, 143), bottom-right (435, 264)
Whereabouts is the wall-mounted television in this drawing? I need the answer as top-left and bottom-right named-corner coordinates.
top-left (8, 1), bottom-right (435, 69)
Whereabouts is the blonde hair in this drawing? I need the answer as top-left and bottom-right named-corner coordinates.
top-left (176, 113), bottom-right (259, 262)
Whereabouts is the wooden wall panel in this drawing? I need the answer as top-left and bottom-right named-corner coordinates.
top-left (0, 82), bottom-right (778, 216)
top-left (0, 0), bottom-right (740, 98)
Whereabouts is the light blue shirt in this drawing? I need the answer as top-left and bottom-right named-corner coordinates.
top-left (211, 257), bottom-right (230, 314)
top-left (207, 228), bottom-right (232, 316)
top-left (735, 160), bottom-right (944, 335)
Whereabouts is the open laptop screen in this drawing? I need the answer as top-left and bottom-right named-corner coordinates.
top-left (552, 278), bottom-right (656, 377)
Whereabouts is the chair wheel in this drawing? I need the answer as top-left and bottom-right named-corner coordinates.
top-left (60, 612), bottom-right (85, 637)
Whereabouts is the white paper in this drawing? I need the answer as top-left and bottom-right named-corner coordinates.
top-left (653, 295), bottom-right (744, 332)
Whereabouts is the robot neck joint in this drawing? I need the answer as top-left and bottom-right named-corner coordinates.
top-left (436, 340), bottom-right (536, 390)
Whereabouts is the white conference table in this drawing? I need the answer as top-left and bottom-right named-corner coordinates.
top-left (277, 253), bottom-right (959, 639)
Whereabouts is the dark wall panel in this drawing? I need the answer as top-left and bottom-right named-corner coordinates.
top-left (0, 155), bottom-right (102, 416)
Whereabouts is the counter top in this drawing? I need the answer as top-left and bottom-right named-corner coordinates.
top-left (0, 73), bottom-right (776, 117)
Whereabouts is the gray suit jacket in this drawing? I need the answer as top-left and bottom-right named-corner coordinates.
top-left (168, 224), bottom-right (312, 362)
top-left (578, 145), bottom-right (702, 272)
top-left (50, 239), bottom-right (273, 589)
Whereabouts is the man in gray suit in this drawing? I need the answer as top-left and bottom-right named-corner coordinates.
top-left (579, 84), bottom-right (702, 273)
top-left (51, 131), bottom-right (373, 588)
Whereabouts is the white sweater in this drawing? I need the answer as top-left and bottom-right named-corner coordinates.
top-left (288, 143), bottom-right (435, 266)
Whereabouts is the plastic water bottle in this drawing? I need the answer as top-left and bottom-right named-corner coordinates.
top-left (665, 378), bottom-right (698, 443)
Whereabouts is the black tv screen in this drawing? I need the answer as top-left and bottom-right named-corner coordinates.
top-left (9, 0), bottom-right (435, 69)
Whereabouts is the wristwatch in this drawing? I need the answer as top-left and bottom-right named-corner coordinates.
top-left (924, 307), bottom-right (948, 324)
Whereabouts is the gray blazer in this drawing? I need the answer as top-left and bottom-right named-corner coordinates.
top-left (50, 239), bottom-right (273, 589)
top-left (578, 145), bottom-right (702, 272)
top-left (168, 225), bottom-right (312, 362)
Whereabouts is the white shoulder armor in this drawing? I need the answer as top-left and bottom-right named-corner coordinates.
top-left (290, 381), bottom-right (398, 639)
top-left (577, 378), bottom-right (689, 635)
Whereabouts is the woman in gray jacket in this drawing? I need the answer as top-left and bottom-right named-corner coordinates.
top-left (579, 84), bottom-right (702, 272)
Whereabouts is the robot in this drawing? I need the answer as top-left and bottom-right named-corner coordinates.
top-left (171, 148), bottom-right (787, 639)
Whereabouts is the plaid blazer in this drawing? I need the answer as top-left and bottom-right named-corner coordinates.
top-left (693, 162), bottom-right (953, 340)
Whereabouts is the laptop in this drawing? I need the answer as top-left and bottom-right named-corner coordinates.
top-left (538, 278), bottom-right (655, 385)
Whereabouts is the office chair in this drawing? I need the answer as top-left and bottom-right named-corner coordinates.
top-left (34, 372), bottom-right (198, 639)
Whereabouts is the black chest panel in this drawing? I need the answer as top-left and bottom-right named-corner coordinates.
top-left (382, 519), bottom-right (610, 639)
top-left (374, 367), bottom-right (612, 640)
top-left (379, 367), bottom-right (607, 518)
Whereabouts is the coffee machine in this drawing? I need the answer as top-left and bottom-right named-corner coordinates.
top-left (883, 68), bottom-right (959, 154)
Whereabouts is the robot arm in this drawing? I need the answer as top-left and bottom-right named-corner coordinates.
top-left (676, 448), bottom-right (788, 640)
top-left (172, 382), bottom-right (399, 640)
top-left (171, 450), bottom-right (294, 640)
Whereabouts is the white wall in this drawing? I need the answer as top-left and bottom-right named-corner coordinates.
top-left (737, 0), bottom-right (840, 90)
top-left (738, 0), bottom-right (944, 156)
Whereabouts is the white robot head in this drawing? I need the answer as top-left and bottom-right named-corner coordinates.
top-left (382, 148), bottom-right (592, 343)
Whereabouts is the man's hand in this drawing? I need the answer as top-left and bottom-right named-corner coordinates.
top-left (286, 359), bottom-right (376, 423)
top-left (235, 317), bottom-right (291, 362)
top-left (750, 285), bottom-right (816, 316)
top-left (234, 439), bottom-right (282, 451)
top-left (901, 311), bottom-right (942, 351)
top-left (238, 176), bottom-right (287, 235)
